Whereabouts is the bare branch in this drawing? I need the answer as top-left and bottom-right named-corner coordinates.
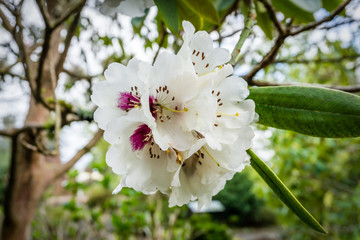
top-left (51, 0), bottom-right (86, 30)
top-left (0, 6), bottom-right (14, 33)
top-left (152, 22), bottom-right (167, 65)
top-left (56, 12), bottom-right (81, 75)
top-left (258, 0), bottom-right (285, 36)
top-left (289, 0), bottom-right (352, 36)
top-left (273, 54), bottom-right (360, 64)
top-left (54, 129), bottom-right (103, 179)
top-left (251, 80), bottom-right (360, 93)
top-left (0, 124), bottom-right (45, 138)
top-left (242, 36), bottom-right (284, 83)
top-left (35, 0), bottom-right (51, 28)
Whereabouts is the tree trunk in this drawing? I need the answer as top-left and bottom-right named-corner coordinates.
top-left (2, 99), bottom-right (60, 240)
top-left (2, 20), bottom-right (63, 240)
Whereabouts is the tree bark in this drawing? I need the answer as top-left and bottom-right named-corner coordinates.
top-left (2, 100), bottom-right (59, 240)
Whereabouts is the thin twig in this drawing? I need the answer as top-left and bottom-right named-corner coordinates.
top-left (54, 129), bottom-right (103, 179)
top-left (273, 54), bottom-right (360, 64)
top-left (258, 0), bottom-right (285, 36)
top-left (152, 22), bottom-right (167, 65)
top-left (51, 0), bottom-right (86, 30)
top-left (289, 0), bottom-right (352, 36)
top-left (56, 12), bottom-right (82, 75)
top-left (230, 0), bottom-right (256, 65)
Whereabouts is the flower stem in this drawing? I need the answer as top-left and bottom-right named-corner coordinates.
top-left (230, 0), bottom-right (256, 65)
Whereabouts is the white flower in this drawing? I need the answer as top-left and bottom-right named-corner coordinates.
top-left (91, 58), bottom-right (151, 130)
top-left (100, 0), bottom-right (154, 18)
top-left (104, 111), bottom-right (177, 194)
top-left (91, 20), bottom-right (256, 209)
top-left (179, 21), bottom-right (231, 75)
top-left (169, 138), bottom-right (252, 209)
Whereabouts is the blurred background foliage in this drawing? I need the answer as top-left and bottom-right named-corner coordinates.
top-left (0, 0), bottom-right (359, 239)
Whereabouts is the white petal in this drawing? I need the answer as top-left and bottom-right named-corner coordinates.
top-left (93, 106), bottom-right (124, 130)
top-left (217, 76), bottom-right (249, 101)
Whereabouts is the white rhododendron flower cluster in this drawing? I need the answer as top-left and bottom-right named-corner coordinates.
top-left (91, 21), bottom-right (256, 208)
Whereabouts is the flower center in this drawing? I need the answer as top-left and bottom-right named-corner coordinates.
top-left (129, 124), bottom-right (152, 151)
top-left (150, 85), bottom-right (188, 123)
top-left (118, 91), bottom-right (141, 112)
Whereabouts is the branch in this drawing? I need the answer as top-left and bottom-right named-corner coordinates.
top-left (258, 0), bottom-right (285, 36)
top-left (289, 0), bottom-right (352, 36)
top-left (242, 36), bottom-right (284, 83)
top-left (230, 0), bottom-right (256, 65)
top-left (51, 0), bottom-right (86, 30)
top-left (251, 80), bottom-right (360, 93)
top-left (0, 5), bottom-right (14, 33)
top-left (54, 129), bottom-right (103, 178)
top-left (273, 54), bottom-right (360, 64)
top-left (0, 124), bottom-right (45, 138)
top-left (152, 22), bottom-right (167, 65)
top-left (35, 0), bottom-right (51, 28)
top-left (56, 11), bottom-right (82, 75)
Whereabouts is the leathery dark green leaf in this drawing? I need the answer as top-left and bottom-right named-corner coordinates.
top-left (247, 149), bottom-right (327, 233)
top-left (248, 86), bottom-right (360, 138)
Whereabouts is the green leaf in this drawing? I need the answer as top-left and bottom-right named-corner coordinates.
top-left (290, 0), bottom-right (322, 12)
top-left (248, 86), bottom-right (360, 138)
top-left (321, 0), bottom-right (342, 12)
top-left (247, 149), bottom-right (327, 233)
top-left (154, 0), bottom-right (180, 34)
top-left (178, 0), bottom-right (202, 30)
top-left (255, 1), bottom-right (273, 39)
top-left (271, 0), bottom-right (315, 23)
top-left (180, 0), bottom-right (219, 24)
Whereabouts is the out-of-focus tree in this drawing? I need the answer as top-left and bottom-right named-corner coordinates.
top-left (0, 0), bottom-right (359, 239)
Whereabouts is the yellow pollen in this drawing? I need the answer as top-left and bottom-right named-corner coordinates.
top-left (235, 112), bottom-right (239, 116)
top-left (134, 105), bottom-right (138, 108)
top-left (166, 149), bottom-right (170, 154)
top-left (219, 65), bottom-right (223, 69)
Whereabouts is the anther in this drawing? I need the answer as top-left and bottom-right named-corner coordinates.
top-left (214, 124), bottom-right (218, 127)
top-left (198, 161), bottom-right (202, 165)
top-left (205, 63), bottom-right (209, 68)
top-left (217, 92), bottom-right (220, 96)
top-left (211, 90), bottom-right (214, 94)
top-left (192, 50), bottom-right (196, 55)
top-left (202, 52), bottom-right (205, 60)
top-left (172, 96), bottom-right (175, 101)
top-left (196, 51), bottom-right (199, 56)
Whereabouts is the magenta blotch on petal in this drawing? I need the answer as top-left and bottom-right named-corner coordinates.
top-left (130, 124), bottom-right (152, 151)
top-left (118, 92), bottom-right (141, 111)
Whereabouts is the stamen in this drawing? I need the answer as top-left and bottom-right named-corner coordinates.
top-left (176, 152), bottom-right (183, 164)
top-left (202, 147), bottom-right (220, 167)
top-left (160, 104), bottom-right (188, 113)
top-left (216, 112), bottom-right (240, 117)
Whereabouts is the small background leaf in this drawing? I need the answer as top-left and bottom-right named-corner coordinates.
top-left (248, 86), bottom-right (360, 138)
top-left (154, 0), bottom-right (180, 33)
top-left (271, 0), bottom-right (315, 23)
top-left (180, 0), bottom-right (219, 24)
top-left (255, 0), bottom-right (274, 39)
top-left (290, 0), bottom-right (322, 12)
top-left (247, 149), bottom-right (326, 233)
